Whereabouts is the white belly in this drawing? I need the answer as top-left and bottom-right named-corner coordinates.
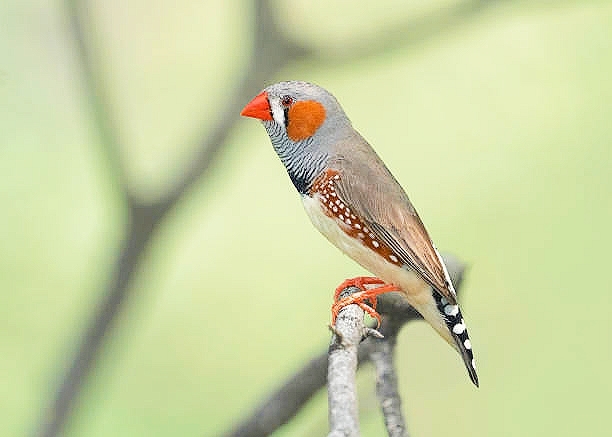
top-left (302, 194), bottom-right (453, 345)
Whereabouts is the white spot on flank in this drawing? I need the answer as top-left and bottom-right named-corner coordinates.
top-left (333, 175), bottom-right (340, 180)
top-left (346, 218), bottom-right (352, 225)
top-left (389, 255), bottom-right (398, 263)
top-left (331, 192), bottom-right (337, 197)
top-left (464, 339), bottom-right (472, 350)
top-left (444, 304), bottom-right (459, 316)
top-left (333, 206), bottom-right (338, 212)
top-left (354, 223), bottom-right (361, 229)
top-left (452, 321), bottom-right (466, 334)
top-left (372, 240), bottom-right (379, 248)
top-left (339, 215), bottom-right (344, 221)
top-left (357, 232), bottom-right (365, 239)
top-left (335, 199), bottom-right (341, 205)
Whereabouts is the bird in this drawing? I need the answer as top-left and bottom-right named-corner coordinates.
top-left (241, 80), bottom-right (478, 387)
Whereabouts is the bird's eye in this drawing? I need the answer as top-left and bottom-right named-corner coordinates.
top-left (281, 95), bottom-right (294, 107)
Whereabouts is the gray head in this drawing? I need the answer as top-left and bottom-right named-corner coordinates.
top-left (241, 81), bottom-right (353, 193)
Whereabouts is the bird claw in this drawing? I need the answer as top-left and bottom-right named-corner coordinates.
top-left (331, 277), bottom-right (400, 328)
top-left (333, 276), bottom-right (385, 301)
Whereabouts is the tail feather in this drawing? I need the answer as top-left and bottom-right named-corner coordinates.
top-left (433, 292), bottom-right (479, 387)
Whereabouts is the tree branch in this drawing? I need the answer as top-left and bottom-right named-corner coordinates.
top-left (370, 335), bottom-right (408, 437)
top-left (327, 286), bottom-right (368, 437)
top-left (221, 354), bottom-right (328, 437)
top-left (221, 254), bottom-right (466, 437)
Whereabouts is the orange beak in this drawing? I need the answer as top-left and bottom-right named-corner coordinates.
top-left (241, 91), bottom-right (273, 121)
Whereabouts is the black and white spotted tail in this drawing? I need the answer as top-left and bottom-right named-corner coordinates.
top-left (434, 293), bottom-right (479, 387)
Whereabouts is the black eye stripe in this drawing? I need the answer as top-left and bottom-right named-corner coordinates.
top-left (283, 107), bottom-right (289, 128)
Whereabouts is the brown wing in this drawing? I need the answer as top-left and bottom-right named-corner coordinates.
top-left (329, 133), bottom-right (457, 304)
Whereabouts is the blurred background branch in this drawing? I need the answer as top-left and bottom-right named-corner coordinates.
top-left (312, 0), bottom-right (504, 65)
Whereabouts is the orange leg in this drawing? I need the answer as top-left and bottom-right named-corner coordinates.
top-left (332, 278), bottom-right (400, 328)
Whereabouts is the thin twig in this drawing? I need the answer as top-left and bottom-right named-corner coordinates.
top-left (370, 336), bottom-right (409, 437)
top-left (63, 0), bottom-right (129, 199)
top-left (221, 354), bottom-right (328, 437)
top-left (312, 0), bottom-right (505, 65)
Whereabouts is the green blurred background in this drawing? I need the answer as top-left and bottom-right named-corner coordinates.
top-left (1, 0), bottom-right (611, 436)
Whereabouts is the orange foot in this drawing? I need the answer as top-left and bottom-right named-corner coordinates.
top-left (331, 276), bottom-right (400, 328)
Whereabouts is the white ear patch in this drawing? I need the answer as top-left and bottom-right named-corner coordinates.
top-left (269, 97), bottom-right (285, 127)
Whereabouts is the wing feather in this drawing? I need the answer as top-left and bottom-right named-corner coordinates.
top-left (329, 134), bottom-right (457, 304)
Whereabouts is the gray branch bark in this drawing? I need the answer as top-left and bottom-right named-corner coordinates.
top-left (370, 337), bottom-right (408, 437)
top-left (327, 287), bottom-right (369, 437)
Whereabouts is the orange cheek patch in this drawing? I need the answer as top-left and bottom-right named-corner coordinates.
top-left (286, 100), bottom-right (326, 141)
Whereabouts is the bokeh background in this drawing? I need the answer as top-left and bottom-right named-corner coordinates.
top-left (1, 0), bottom-right (611, 436)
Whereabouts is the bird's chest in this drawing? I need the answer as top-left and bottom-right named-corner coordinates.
top-left (301, 170), bottom-right (425, 296)
top-left (303, 170), bottom-right (395, 264)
